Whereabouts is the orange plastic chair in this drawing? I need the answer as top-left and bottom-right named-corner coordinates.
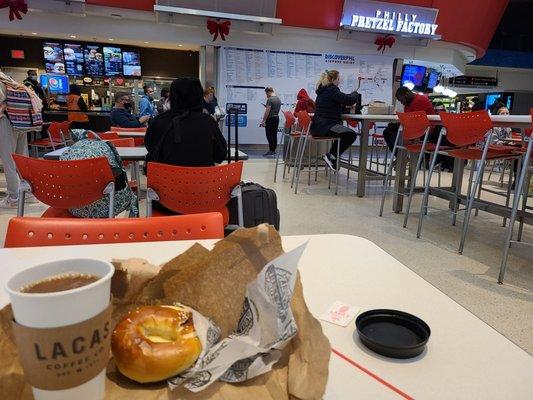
top-left (12, 154), bottom-right (115, 218)
top-left (88, 131), bottom-right (120, 140)
top-left (274, 111), bottom-right (298, 182)
top-left (4, 213), bottom-right (224, 248)
top-left (146, 161), bottom-right (244, 227)
top-left (28, 121), bottom-right (66, 156)
top-left (60, 121), bottom-right (73, 144)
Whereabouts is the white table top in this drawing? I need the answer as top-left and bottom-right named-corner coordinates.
top-left (117, 131), bottom-right (146, 138)
top-left (1, 235), bottom-right (531, 399)
top-left (343, 114), bottom-right (533, 128)
top-left (44, 146), bottom-right (147, 161)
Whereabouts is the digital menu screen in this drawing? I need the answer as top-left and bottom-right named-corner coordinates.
top-left (40, 75), bottom-right (70, 94)
top-left (103, 46), bottom-right (123, 76)
top-left (122, 51), bottom-right (141, 76)
top-left (83, 44), bottom-right (104, 76)
top-left (63, 43), bottom-right (85, 76)
top-left (401, 65), bottom-right (427, 86)
top-left (43, 42), bottom-right (65, 74)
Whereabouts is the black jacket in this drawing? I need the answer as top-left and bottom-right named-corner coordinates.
top-left (310, 84), bottom-right (358, 135)
top-left (145, 78), bottom-right (227, 167)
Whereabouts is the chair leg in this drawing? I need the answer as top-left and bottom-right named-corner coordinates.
top-left (308, 140), bottom-right (312, 186)
top-left (379, 132), bottom-right (401, 217)
top-left (416, 134), bottom-right (443, 239)
top-left (458, 142), bottom-right (491, 254)
top-left (294, 135), bottom-right (308, 194)
top-left (315, 141), bottom-right (319, 182)
top-left (291, 136), bottom-right (304, 188)
top-left (517, 168), bottom-right (530, 242)
top-left (404, 134), bottom-right (430, 228)
top-left (499, 140), bottom-right (532, 283)
top-left (335, 138), bottom-right (340, 195)
top-left (274, 134), bottom-right (284, 182)
top-left (475, 161), bottom-right (485, 217)
top-left (347, 146), bottom-right (352, 182)
top-left (502, 160), bottom-right (515, 227)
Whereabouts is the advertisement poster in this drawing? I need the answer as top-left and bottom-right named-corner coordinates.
top-left (63, 43), bottom-right (85, 76)
top-left (84, 45), bottom-right (104, 76)
top-left (122, 51), bottom-right (141, 76)
top-left (103, 46), bottom-right (123, 76)
top-left (43, 42), bottom-right (65, 74)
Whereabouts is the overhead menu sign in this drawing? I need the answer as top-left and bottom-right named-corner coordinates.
top-left (448, 76), bottom-right (498, 87)
top-left (340, 0), bottom-right (440, 39)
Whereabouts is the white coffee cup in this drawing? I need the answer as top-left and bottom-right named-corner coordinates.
top-left (5, 258), bottom-right (114, 400)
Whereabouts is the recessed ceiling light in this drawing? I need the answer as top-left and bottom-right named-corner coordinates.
top-left (69, 35), bottom-right (77, 39)
top-left (178, 44), bottom-right (183, 47)
top-left (31, 32), bottom-right (37, 35)
top-left (143, 41), bottom-right (149, 44)
top-left (108, 38), bottom-right (114, 41)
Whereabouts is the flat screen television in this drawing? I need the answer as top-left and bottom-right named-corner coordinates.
top-left (401, 64), bottom-right (426, 86)
top-left (63, 43), bottom-right (85, 76)
top-left (427, 71), bottom-right (439, 89)
top-left (40, 75), bottom-right (70, 94)
top-left (122, 50), bottom-right (142, 77)
top-left (485, 93), bottom-right (513, 112)
top-left (83, 44), bottom-right (104, 76)
top-left (103, 46), bottom-right (123, 76)
top-left (43, 42), bottom-right (65, 74)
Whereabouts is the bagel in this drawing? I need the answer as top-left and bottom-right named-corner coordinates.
top-left (111, 305), bottom-right (202, 383)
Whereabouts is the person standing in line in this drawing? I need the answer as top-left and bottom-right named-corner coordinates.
top-left (156, 87), bottom-right (170, 114)
top-left (67, 84), bottom-right (89, 129)
top-left (310, 70), bottom-right (358, 169)
top-left (260, 87), bottom-right (281, 157)
top-left (0, 71), bottom-right (38, 208)
top-left (139, 85), bottom-right (156, 121)
top-left (23, 69), bottom-right (47, 109)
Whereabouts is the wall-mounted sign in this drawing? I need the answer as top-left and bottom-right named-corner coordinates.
top-left (226, 102), bottom-right (247, 114)
top-left (340, 0), bottom-right (440, 39)
top-left (448, 76), bottom-right (498, 87)
top-left (11, 50), bottom-right (25, 59)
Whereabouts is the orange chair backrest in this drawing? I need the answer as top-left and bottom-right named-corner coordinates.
top-left (397, 111), bottom-right (431, 141)
top-left (12, 154), bottom-right (114, 209)
top-left (147, 161), bottom-right (243, 215)
top-left (88, 131), bottom-right (120, 140)
top-left (283, 111), bottom-right (296, 129)
top-left (439, 110), bottom-right (493, 147)
top-left (60, 121), bottom-right (72, 139)
top-left (111, 126), bottom-right (146, 132)
top-left (4, 213), bottom-right (224, 248)
top-left (296, 110), bottom-right (312, 132)
top-left (107, 138), bottom-right (135, 147)
top-left (48, 122), bottom-right (64, 143)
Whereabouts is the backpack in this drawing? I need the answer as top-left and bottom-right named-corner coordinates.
top-left (60, 131), bottom-right (139, 218)
top-left (5, 86), bottom-right (43, 132)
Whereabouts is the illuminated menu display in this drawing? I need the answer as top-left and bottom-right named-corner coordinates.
top-left (103, 46), bottom-right (123, 76)
top-left (43, 42), bottom-right (65, 74)
top-left (122, 51), bottom-right (141, 76)
top-left (63, 43), bottom-right (84, 76)
top-left (83, 45), bottom-right (104, 76)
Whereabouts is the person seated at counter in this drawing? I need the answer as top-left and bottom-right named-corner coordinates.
top-left (202, 87), bottom-right (215, 115)
top-left (110, 92), bottom-right (150, 128)
top-left (139, 85), bottom-right (156, 120)
top-left (67, 84), bottom-right (89, 129)
top-left (310, 69), bottom-right (358, 170)
top-left (145, 77), bottom-right (227, 167)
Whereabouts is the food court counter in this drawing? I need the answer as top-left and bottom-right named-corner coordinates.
top-left (43, 110), bottom-right (112, 132)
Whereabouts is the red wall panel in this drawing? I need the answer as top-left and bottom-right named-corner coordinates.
top-left (275, 0), bottom-right (509, 57)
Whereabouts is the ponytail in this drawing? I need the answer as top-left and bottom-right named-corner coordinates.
top-left (316, 69), bottom-right (339, 90)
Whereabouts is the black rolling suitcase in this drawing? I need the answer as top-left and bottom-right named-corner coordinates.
top-left (228, 182), bottom-right (280, 230)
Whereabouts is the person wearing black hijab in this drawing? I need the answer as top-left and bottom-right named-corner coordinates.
top-left (145, 77), bottom-right (227, 166)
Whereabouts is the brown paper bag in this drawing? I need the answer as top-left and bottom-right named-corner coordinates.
top-left (0, 225), bottom-right (330, 400)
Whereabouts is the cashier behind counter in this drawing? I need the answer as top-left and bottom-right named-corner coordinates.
top-left (110, 91), bottom-right (150, 128)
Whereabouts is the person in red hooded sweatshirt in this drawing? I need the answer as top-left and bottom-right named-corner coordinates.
top-left (293, 88), bottom-right (315, 116)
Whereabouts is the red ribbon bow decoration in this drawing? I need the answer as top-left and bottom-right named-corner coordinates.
top-left (375, 35), bottom-right (396, 54)
top-left (0, 0), bottom-right (28, 21)
top-left (207, 19), bottom-right (231, 41)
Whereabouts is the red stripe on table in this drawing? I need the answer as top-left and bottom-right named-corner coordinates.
top-left (331, 348), bottom-right (415, 400)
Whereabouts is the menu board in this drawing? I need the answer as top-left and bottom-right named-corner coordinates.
top-left (84, 44), bottom-right (104, 76)
top-left (40, 75), bottom-right (70, 94)
top-left (122, 51), bottom-right (141, 76)
top-left (103, 46), bottom-right (123, 76)
top-left (63, 43), bottom-right (85, 76)
top-left (43, 42), bottom-right (65, 74)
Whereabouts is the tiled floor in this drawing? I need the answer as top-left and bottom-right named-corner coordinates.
top-left (1, 155), bottom-right (532, 355)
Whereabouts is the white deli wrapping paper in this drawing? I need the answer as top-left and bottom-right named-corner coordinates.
top-left (168, 243), bottom-right (308, 392)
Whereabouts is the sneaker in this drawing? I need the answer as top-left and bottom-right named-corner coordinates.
top-left (323, 153), bottom-right (339, 170)
top-left (262, 151), bottom-right (276, 157)
top-left (0, 196), bottom-right (18, 208)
